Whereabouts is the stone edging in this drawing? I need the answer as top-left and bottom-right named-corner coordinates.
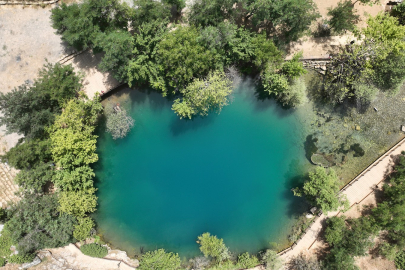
top-left (0, 0), bottom-right (58, 5)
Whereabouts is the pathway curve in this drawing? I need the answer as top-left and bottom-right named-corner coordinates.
top-left (279, 136), bottom-right (405, 261)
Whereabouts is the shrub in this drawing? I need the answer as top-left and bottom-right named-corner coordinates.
top-left (396, 250), bottom-right (405, 270)
top-left (139, 249), bottom-right (181, 270)
top-left (378, 242), bottom-right (397, 261)
top-left (260, 249), bottom-right (282, 270)
top-left (80, 243), bottom-right (108, 258)
top-left (7, 254), bottom-right (35, 264)
top-left (0, 257), bottom-right (5, 267)
top-left (237, 252), bottom-right (259, 269)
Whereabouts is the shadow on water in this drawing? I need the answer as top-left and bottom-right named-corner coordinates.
top-left (170, 115), bottom-right (216, 137)
top-left (282, 159), bottom-right (310, 218)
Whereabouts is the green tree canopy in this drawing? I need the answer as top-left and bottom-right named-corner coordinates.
top-left (197, 232), bottom-right (230, 262)
top-left (0, 63), bottom-right (81, 140)
top-left (4, 194), bottom-right (76, 255)
top-left (139, 249), bottom-right (181, 270)
top-left (327, 1), bottom-right (360, 34)
top-left (295, 167), bottom-right (348, 213)
top-left (157, 26), bottom-right (220, 95)
top-left (14, 163), bottom-right (55, 194)
top-left (391, 2), bottom-right (405, 26)
top-left (131, 0), bottom-right (172, 29)
top-left (51, 0), bottom-right (131, 50)
top-left (172, 70), bottom-right (233, 119)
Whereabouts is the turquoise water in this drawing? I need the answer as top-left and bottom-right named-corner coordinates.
top-left (93, 79), bottom-right (308, 257)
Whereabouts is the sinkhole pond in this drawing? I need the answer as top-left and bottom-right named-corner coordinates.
top-left (93, 79), bottom-right (312, 257)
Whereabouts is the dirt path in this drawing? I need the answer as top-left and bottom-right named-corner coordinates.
top-left (280, 137), bottom-right (405, 263)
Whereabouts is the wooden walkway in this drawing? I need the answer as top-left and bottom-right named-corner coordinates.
top-left (279, 136), bottom-right (405, 260)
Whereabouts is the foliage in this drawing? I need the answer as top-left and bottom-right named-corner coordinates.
top-left (80, 243), bottom-right (108, 258)
top-left (251, 33), bottom-right (283, 70)
top-left (73, 217), bottom-right (95, 241)
top-left (260, 249), bottom-right (282, 270)
top-left (0, 208), bottom-right (5, 222)
top-left (104, 103), bottom-right (135, 139)
top-left (4, 194), bottom-right (75, 255)
top-left (58, 191), bottom-right (97, 218)
top-left (391, 2), bottom-right (405, 26)
top-left (288, 253), bottom-right (322, 270)
top-left (138, 249), bottom-right (181, 270)
top-left (127, 20), bottom-right (169, 89)
top-left (396, 250), bottom-right (405, 270)
top-left (157, 26), bottom-right (219, 95)
top-left (278, 78), bottom-right (308, 107)
top-left (324, 216), bottom-right (346, 246)
top-left (49, 97), bottom-right (102, 169)
top-left (51, 0), bottom-right (131, 50)
top-left (295, 167), bottom-right (348, 213)
top-left (327, 1), bottom-right (359, 34)
top-left (262, 53), bottom-right (307, 107)
top-left (15, 163), bottom-right (55, 194)
top-left (7, 254), bottom-right (35, 264)
top-left (131, 0), bottom-right (171, 28)
top-left (2, 139), bottom-right (52, 170)
top-left (0, 230), bottom-right (13, 258)
top-left (53, 166), bottom-right (95, 193)
top-left (240, 0), bottom-right (320, 44)
top-left (377, 242), bottom-right (397, 261)
top-left (0, 257), bottom-right (5, 267)
top-left (197, 233), bottom-right (230, 262)
top-left (172, 70), bottom-right (233, 119)
top-left (372, 155), bottom-right (405, 248)
top-left (94, 31), bottom-right (133, 82)
top-left (187, 0), bottom-right (236, 27)
top-left (237, 252), bottom-right (259, 269)
top-left (0, 63), bottom-right (80, 140)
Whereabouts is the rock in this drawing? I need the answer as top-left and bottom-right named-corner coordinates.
top-left (20, 256), bottom-right (41, 269)
top-left (401, 125), bottom-right (405, 132)
top-left (320, 66), bottom-right (326, 71)
top-left (355, 125), bottom-right (360, 131)
top-left (306, 214), bottom-right (314, 218)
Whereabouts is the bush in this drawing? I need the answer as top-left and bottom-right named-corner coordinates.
top-left (0, 257), bottom-right (5, 267)
top-left (7, 253), bottom-right (35, 264)
top-left (139, 249), bottom-right (181, 270)
top-left (237, 252), bottom-right (259, 269)
top-left (260, 249), bottom-right (282, 270)
top-left (378, 242), bottom-right (397, 261)
top-left (396, 250), bottom-right (405, 270)
top-left (80, 243), bottom-right (108, 258)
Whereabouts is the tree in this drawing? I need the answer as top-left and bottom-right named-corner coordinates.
top-left (73, 217), bottom-right (95, 241)
top-left (127, 20), bottom-right (169, 89)
top-left (104, 103), bottom-right (135, 140)
top-left (94, 31), bottom-right (133, 82)
top-left (295, 167), bottom-right (348, 213)
top-left (260, 249), bottom-right (283, 270)
top-left (139, 249), bottom-right (181, 270)
top-left (288, 253), bottom-right (322, 270)
top-left (2, 139), bottom-right (52, 170)
top-left (197, 232), bottom-right (230, 262)
top-left (4, 194), bottom-right (76, 255)
top-left (172, 70), bottom-right (233, 119)
top-left (15, 163), bottom-right (55, 194)
top-left (240, 0), bottom-right (320, 44)
top-left (156, 26), bottom-right (220, 95)
top-left (58, 190), bottom-right (97, 218)
top-left (51, 0), bottom-right (131, 50)
top-left (187, 0), bottom-right (236, 27)
top-left (262, 53), bottom-right (307, 107)
top-left (237, 252), bottom-right (259, 269)
top-left (0, 63), bottom-right (81, 140)
top-left (131, 0), bottom-right (171, 29)
top-left (324, 216), bottom-right (346, 246)
top-left (328, 1), bottom-right (360, 34)
top-left (49, 97), bottom-right (102, 169)
top-left (52, 165), bottom-right (95, 193)
top-left (391, 2), bottom-right (405, 26)
top-left (251, 33), bottom-right (283, 70)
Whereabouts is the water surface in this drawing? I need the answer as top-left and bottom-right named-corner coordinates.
top-left (94, 79), bottom-right (308, 257)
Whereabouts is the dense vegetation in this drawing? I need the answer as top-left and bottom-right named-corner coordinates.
top-left (80, 243), bottom-right (108, 258)
top-left (0, 64), bottom-right (100, 264)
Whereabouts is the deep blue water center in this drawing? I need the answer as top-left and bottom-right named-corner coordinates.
top-left (93, 79), bottom-right (308, 257)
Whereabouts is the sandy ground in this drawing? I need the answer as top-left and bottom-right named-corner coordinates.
top-left (286, 0), bottom-right (386, 59)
